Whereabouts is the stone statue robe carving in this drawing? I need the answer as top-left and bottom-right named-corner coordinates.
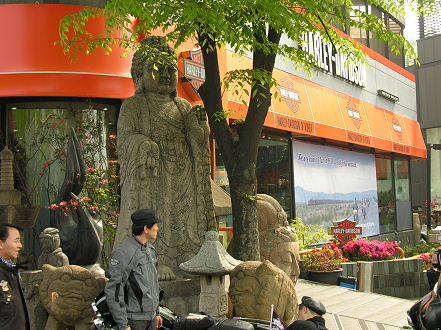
top-left (114, 36), bottom-right (215, 280)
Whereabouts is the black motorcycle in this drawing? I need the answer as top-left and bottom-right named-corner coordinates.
top-left (407, 248), bottom-right (441, 330)
top-left (93, 304), bottom-right (273, 330)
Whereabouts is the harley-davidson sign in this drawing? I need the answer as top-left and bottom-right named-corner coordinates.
top-left (330, 219), bottom-right (362, 243)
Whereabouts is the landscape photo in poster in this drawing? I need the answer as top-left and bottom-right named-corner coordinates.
top-left (293, 140), bottom-right (380, 237)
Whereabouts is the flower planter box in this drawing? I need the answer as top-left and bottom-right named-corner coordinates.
top-left (308, 268), bottom-right (343, 285)
top-left (341, 258), bottom-right (429, 299)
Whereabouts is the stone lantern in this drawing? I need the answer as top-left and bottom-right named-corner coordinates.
top-left (179, 231), bottom-right (241, 319)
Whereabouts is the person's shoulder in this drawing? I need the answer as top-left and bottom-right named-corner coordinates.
top-left (112, 238), bottom-right (137, 258)
top-left (287, 320), bottom-right (315, 330)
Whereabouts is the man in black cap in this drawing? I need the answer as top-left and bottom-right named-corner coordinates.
top-left (287, 296), bottom-right (328, 330)
top-left (105, 209), bottom-right (163, 330)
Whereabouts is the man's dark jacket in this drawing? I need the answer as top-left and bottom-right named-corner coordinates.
top-left (0, 259), bottom-right (30, 330)
top-left (287, 316), bottom-right (328, 330)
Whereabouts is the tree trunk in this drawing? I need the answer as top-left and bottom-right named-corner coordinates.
top-left (229, 162), bottom-right (260, 261)
top-left (197, 27), bottom-right (280, 261)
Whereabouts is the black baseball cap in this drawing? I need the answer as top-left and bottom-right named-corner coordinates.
top-left (299, 296), bottom-right (326, 316)
top-left (131, 209), bottom-right (162, 227)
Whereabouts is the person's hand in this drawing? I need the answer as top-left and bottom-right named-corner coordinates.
top-left (123, 327), bottom-right (131, 330)
top-left (156, 315), bottom-right (163, 329)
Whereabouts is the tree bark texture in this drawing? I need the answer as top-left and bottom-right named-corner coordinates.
top-left (197, 27), bottom-right (281, 261)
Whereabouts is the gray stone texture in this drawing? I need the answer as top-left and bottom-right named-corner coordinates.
top-left (229, 261), bottom-right (299, 325)
top-left (39, 264), bottom-right (106, 329)
top-left (21, 270), bottom-right (47, 330)
top-left (114, 36), bottom-right (216, 281)
top-left (160, 278), bottom-right (200, 315)
top-left (257, 194), bottom-right (300, 283)
top-left (179, 231), bottom-right (241, 276)
top-left (37, 228), bottom-right (69, 269)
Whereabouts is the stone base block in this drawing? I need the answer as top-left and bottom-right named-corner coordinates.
top-left (160, 278), bottom-right (200, 315)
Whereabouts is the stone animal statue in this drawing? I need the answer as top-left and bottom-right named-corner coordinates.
top-left (257, 194), bottom-right (301, 283)
top-left (229, 260), bottom-right (299, 325)
top-left (37, 228), bottom-right (69, 269)
top-left (39, 264), bottom-right (106, 330)
top-left (50, 128), bottom-right (103, 267)
top-left (114, 35), bottom-right (216, 281)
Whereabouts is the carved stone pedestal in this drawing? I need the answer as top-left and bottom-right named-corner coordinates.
top-left (200, 275), bottom-right (229, 318)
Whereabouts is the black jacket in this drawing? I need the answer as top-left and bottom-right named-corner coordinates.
top-left (0, 259), bottom-right (30, 330)
top-left (287, 316), bottom-right (328, 330)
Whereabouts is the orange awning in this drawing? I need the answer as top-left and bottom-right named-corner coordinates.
top-left (225, 52), bottom-right (426, 159)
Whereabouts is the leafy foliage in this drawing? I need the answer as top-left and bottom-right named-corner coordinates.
top-left (290, 217), bottom-right (331, 250)
top-left (403, 243), bottom-right (436, 258)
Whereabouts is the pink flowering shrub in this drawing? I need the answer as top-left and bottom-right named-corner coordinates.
top-left (339, 239), bottom-right (398, 261)
top-left (302, 245), bottom-right (344, 272)
top-left (418, 252), bottom-right (434, 270)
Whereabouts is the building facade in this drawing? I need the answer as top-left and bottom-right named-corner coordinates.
top-left (410, 33), bottom-right (441, 231)
top-left (0, 2), bottom-right (425, 253)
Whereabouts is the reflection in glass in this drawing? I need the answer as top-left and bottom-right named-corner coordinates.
top-left (394, 159), bottom-right (411, 230)
top-left (214, 137), bottom-right (292, 218)
top-left (9, 105), bottom-right (111, 207)
top-left (256, 138), bottom-right (291, 217)
top-left (376, 157), bottom-right (395, 233)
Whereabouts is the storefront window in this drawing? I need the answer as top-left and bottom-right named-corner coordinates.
top-left (6, 102), bottom-right (116, 207)
top-left (394, 159), bottom-right (412, 230)
top-left (256, 138), bottom-right (291, 217)
top-left (214, 136), bottom-right (292, 217)
top-left (376, 157), bottom-right (395, 233)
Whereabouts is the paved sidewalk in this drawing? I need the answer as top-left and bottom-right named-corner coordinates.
top-left (295, 279), bottom-right (418, 329)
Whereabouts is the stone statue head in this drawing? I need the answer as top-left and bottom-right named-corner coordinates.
top-left (131, 35), bottom-right (178, 96)
top-left (39, 227), bottom-right (60, 253)
top-left (39, 264), bottom-right (106, 326)
top-left (257, 194), bottom-right (300, 283)
top-left (229, 261), bottom-right (298, 325)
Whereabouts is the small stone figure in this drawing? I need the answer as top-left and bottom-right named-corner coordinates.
top-left (39, 264), bottom-right (106, 330)
top-left (257, 194), bottom-right (300, 283)
top-left (115, 35), bottom-right (216, 280)
top-left (37, 228), bottom-right (69, 269)
top-left (50, 128), bottom-right (103, 268)
top-left (229, 260), bottom-right (298, 325)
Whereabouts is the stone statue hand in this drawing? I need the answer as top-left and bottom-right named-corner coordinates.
top-left (139, 140), bottom-right (159, 177)
top-left (157, 264), bottom-right (176, 281)
top-left (192, 105), bottom-right (207, 123)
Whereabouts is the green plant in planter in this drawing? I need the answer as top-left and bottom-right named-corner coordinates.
top-left (302, 245), bottom-right (344, 272)
top-left (402, 244), bottom-right (436, 258)
top-left (290, 217), bottom-right (331, 250)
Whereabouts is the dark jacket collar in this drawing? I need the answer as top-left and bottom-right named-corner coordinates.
top-left (0, 256), bottom-right (16, 272)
